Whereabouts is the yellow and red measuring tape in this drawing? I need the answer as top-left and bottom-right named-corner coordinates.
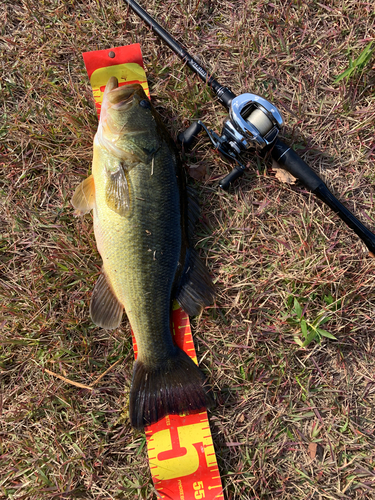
top-left (82, 44), bottom-right (223, 500)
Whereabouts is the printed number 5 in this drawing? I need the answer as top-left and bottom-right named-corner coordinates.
top-left (193, 481), bottom-right (205, 499)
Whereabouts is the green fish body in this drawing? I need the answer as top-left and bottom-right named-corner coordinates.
top-left (72, 77), bottom-right (214, 428)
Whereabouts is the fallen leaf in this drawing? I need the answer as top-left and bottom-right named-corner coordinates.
top-left (272, 159), bottom-right (297, 185)
top-left (186, 162), bottom-right (208, 181)
top-left (308, 442), bottom-right (317, 460)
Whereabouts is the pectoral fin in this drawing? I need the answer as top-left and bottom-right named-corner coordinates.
top-left (71, 175), bottom-right (96, 216)
top-left (90, 272), bottom-right (123, 330)
top-left (106, 164), bottom-right (130, 216)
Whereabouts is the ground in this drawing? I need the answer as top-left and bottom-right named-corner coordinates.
top-left (1, 0), bottom-right (375, 498)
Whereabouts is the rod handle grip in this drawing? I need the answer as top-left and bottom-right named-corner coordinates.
top-left (272, 139), bottom-right (375, 254)
top-left (272, 139), bottom-right (323, 191)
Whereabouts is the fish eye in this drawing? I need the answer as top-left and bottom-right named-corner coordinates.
top-left (139, 99), bottom-right (151, 109)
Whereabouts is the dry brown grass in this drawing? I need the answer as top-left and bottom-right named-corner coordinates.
top-left (1, 0), bottom-right (375, 498)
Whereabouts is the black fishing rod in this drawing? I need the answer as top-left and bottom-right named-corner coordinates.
top-left (124, 0), bottom-right (375, 256)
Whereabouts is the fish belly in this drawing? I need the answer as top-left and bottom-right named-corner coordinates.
top-left (93, 144), bottom-right (182, 365)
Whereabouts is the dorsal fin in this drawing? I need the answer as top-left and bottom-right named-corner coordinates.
top-left (174, 184), bottom-right (215, 316)
top-left (186, 185), bottom-right (201, 241)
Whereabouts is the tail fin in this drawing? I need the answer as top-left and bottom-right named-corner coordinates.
top-left (129, 348), bottom-right (214, 429)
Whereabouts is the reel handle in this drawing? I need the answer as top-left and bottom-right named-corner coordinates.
top-left (218, 165), bottom-right (246, 190)
top-left (273, 139), bottom-right (375, 255)
top-left (177, 121), bottom-right (203, 149)
top-left (178, 122), bottom-right (246, 189)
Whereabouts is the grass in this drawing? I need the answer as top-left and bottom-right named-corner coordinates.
top-left (1, 0), bottom-right (375, 498)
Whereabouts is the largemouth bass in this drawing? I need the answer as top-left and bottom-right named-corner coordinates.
top-left (72, 77), bottom-right (214, 429)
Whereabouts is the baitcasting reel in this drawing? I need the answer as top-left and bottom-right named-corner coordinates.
top-left (178, 93), bottom-right (284, 189)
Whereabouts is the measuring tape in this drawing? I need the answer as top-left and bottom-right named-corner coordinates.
top-left (82, 44), bottom-right (224, 500)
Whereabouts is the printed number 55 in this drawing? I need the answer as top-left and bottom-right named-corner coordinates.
top-left (193, 481), bottom-right (205, 499)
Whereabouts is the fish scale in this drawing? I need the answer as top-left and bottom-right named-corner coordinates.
top-left (93, 142), bottom-right (181, 363)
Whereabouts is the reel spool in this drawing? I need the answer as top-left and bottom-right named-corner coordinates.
top-left (222, 93), bottom-right (284, 154)
top-left (229, 93), bottom-right (284, 149)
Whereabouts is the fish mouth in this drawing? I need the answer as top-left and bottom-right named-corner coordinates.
top-left (104, 77), bottom-right (145, 109)
top-left (96, 77), bottom-right (148, 158)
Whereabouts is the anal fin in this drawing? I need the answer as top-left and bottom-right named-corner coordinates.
top-left (176, 249), bottom-right (215, 317)
top-left (71, 175), bottom-right (96, 216)
top-left (90, 272), bottom-right (123, 329)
